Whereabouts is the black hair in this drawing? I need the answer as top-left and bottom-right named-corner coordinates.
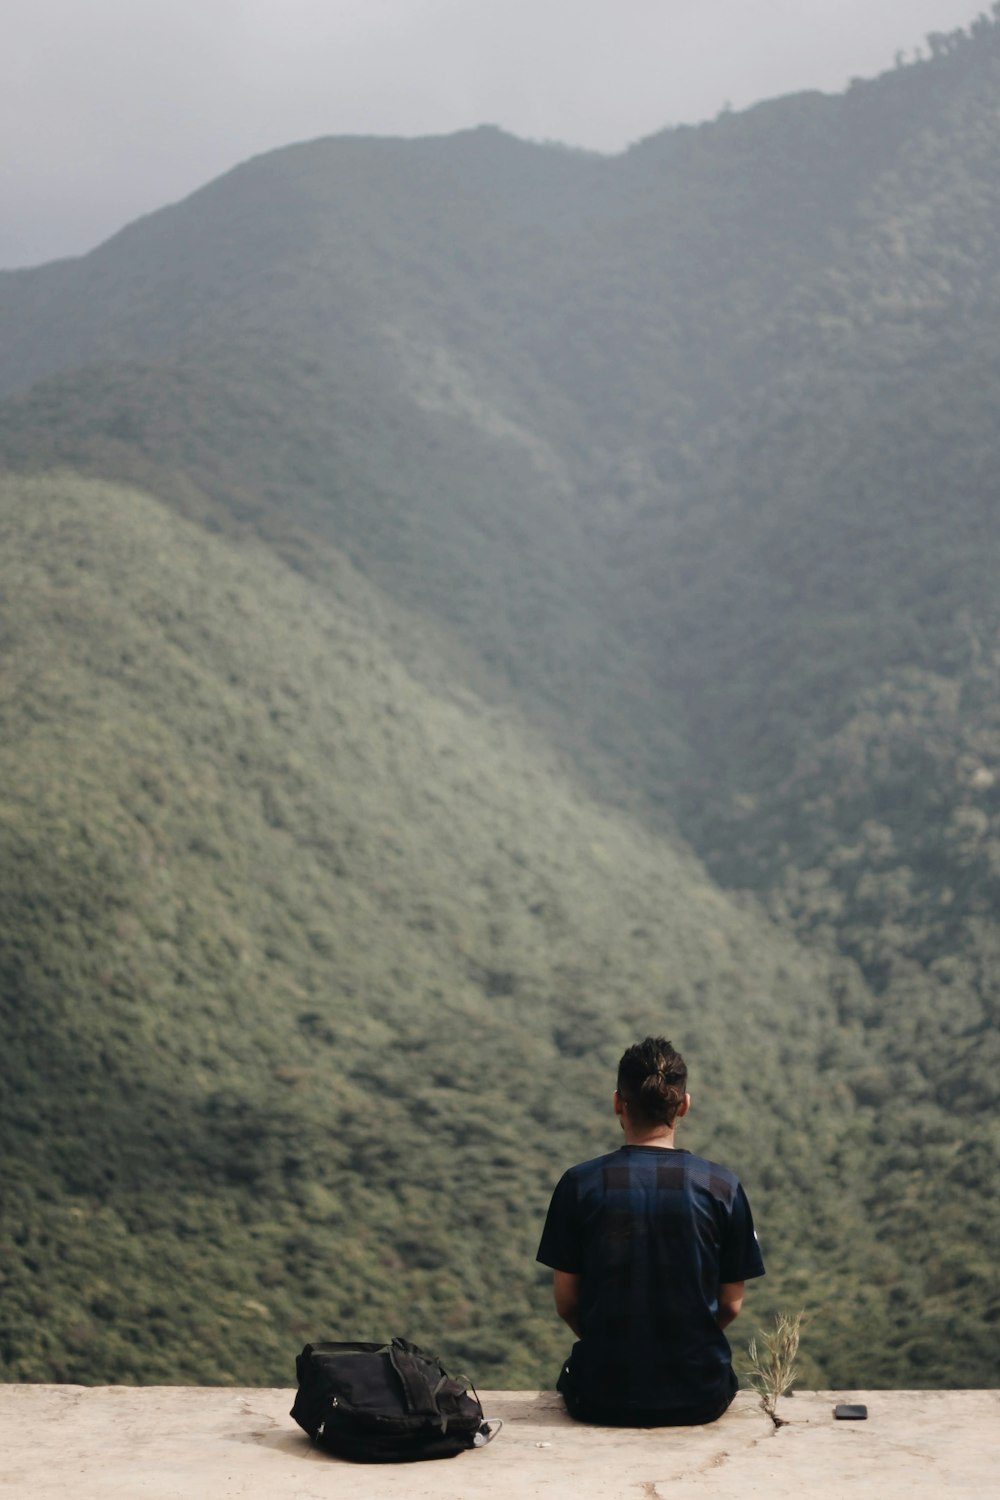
top-left (616, 1037), bottom-right (688, 1128)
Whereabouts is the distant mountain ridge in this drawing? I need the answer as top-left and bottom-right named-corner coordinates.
top-left (2, 14), bottom-right (999, 1385)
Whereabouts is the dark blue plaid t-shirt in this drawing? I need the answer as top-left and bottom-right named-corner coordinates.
top-left (537, 1145), bottom-right (765, 1415)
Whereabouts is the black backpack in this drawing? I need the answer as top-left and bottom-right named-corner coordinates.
top-left (290, 1337), bottom-right (497, 1463)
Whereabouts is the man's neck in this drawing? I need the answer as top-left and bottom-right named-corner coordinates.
top-left (622, 1123), bottom-right (678, 1149)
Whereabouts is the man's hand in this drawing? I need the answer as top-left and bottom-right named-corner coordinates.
top-left (717, 1281), bottom-right (745, 1329)
top-left (553, 1270), bottom-right (582, 1337)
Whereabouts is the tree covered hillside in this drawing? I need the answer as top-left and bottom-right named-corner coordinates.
top-left (0, 471), bottom-right (899, 1386)
top-left (2, 12), bottom-right (999, 1388)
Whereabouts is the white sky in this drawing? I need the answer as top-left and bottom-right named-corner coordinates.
top-left (1, 0), bottom-right (989, 268)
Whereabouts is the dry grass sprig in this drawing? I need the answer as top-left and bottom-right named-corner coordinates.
top-left (746, 1311), bottom-right (803, 1426)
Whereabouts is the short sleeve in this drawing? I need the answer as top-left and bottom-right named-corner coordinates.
top-left (536, 1169), bottom-right (582, 1273)
top-left (719, 1182), bottom-right (766, 1282)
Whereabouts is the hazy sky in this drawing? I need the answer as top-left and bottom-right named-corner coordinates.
top-left (1, 0), bottom-right (988, 269)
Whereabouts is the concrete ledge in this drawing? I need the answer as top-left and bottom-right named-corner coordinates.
top-left (1, 1386), bottom-right (996, 1498)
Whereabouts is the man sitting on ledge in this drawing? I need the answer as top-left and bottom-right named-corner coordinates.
top-left (537, 1036), bottom-right (765, 1426)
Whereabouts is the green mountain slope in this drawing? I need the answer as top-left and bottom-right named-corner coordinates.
top-left (4, 471), bottom-right (993, 1388)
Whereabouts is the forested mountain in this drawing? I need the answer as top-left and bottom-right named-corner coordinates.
top-left (2, 12), bottom-right (999, 1388)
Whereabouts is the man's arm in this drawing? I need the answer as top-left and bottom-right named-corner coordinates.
top-left (553, 1270), bottom-right (582, 1337)
top-left (717, 1281), bottom-right (745, 1330)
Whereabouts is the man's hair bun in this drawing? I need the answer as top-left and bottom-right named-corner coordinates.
top-left (617, 1037), bottom-right (688, 1128)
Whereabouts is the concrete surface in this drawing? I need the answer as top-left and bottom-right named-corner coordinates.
top-left (0, 1387), bottom-right (996, 1499)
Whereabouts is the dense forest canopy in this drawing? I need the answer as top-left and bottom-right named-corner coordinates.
top-left (1, 14), bottom-right (998, 1389)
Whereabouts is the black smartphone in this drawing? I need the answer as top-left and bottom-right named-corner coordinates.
top-left (834, 1403), bottom-right (868, 1420)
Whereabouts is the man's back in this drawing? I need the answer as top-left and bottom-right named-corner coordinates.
top-left (538, 1143), bottom-right (763, 1419)
top-left (536, 1038), bottom-right (765, 1426)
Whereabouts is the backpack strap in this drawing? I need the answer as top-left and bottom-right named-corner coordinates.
top-left (388, 1341), bottom-right (450, 1427)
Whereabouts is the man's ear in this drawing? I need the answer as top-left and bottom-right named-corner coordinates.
top-left (676, 1092), bottom-right (691, 1119)
top-left (613, 1089), bottom-right (625, 1118)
